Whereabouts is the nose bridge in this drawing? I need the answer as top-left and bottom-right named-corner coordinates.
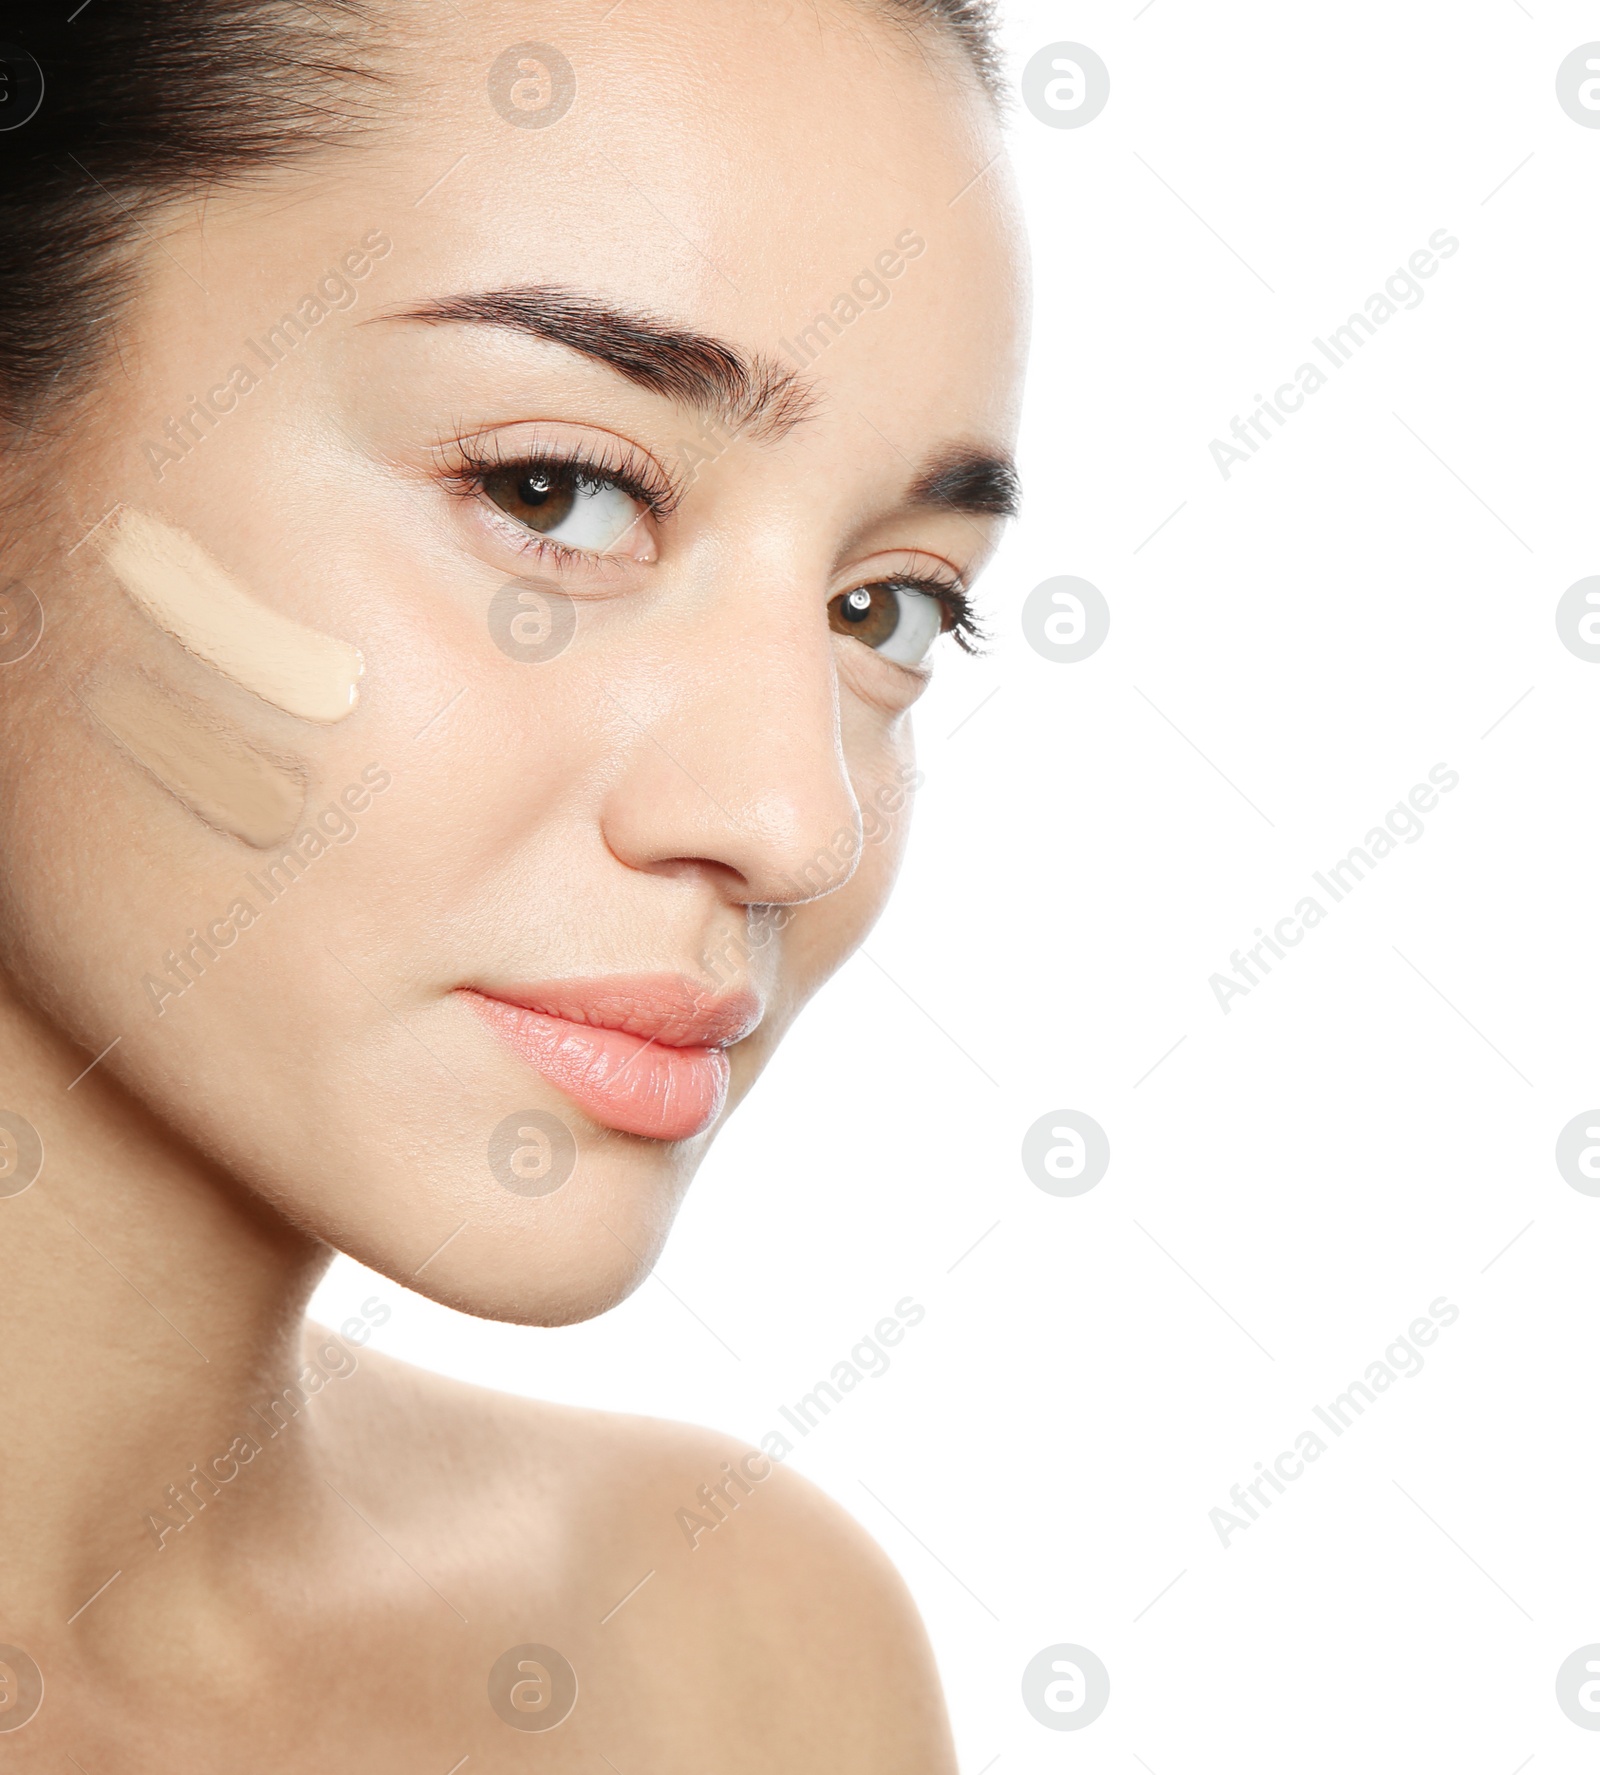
top-left (598, 571), bottom-right (863, 905)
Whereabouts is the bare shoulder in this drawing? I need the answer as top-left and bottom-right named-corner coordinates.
top-left (315, 1336), bottom-right (957, 1771)
top-left (563, 1407), bottom-right (960, 1773)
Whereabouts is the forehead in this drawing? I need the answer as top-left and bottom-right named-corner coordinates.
top-left (190, 0), bottom-right (1026, 443)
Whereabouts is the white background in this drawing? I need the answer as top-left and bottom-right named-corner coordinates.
top-left (315, 4), bottom-right (1600, 1765)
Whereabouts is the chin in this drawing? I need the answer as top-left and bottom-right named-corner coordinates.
top-left (306, 1116), bottom-right (706, 1329)
top-left (412, 1263), bottom-right (653, 1330)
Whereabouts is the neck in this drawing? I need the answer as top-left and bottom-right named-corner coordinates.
top-left (0, 981), bottom-right (332, 1628)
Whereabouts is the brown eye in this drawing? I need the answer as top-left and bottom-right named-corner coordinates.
top-left (829, 583), bottom-right (900, 648)
top-left (484, 466), bottom-right (578, 533)
top-left (480, 463), bottom-right (645, 552)
top-left (828, 580), bottom-right (949, 666)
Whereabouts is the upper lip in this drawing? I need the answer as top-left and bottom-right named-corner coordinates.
top-left (460, 974), bottom-right (762, 1049)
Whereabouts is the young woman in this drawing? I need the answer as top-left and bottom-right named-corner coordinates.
top-left (0, 0), bottom-right (1025, 1762)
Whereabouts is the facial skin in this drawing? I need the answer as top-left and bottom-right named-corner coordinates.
top-left (0, 0), bottom-right (1024, 1327)
top-left (0, 0), bottom-right (1025, 1761)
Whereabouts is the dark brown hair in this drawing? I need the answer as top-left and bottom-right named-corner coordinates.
top-left (885, 0), bottom-right (1002, 94)
top-left (0, 0), bottom-right (999, 438)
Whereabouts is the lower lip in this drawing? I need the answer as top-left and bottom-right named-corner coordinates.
top-left (464, 993), bottom-right (731, 1142)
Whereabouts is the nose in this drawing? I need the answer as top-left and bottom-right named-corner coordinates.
top-left (598, 580), bottom-right (863, 907)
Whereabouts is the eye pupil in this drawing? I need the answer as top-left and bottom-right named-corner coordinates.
top-left (843, 588), bottom-right (874, 622)
top-left (519, 472), bottom-right (556, 506)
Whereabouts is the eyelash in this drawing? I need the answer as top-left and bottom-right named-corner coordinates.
top-left (443, 433), bottom-right (675, 570)
top-left (444, 440), bottom-right (984, 651)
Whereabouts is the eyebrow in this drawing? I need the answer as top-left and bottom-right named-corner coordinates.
top-left (389, 285), bottom-right (1021, 520)
top-left (907, 446), bottom-right (1021, 521)
top-left (390, 285), bottom-right (816, 440)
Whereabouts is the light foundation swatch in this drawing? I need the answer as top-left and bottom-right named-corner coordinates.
top-left (98, 507), bottom-right (363, 723)
top-left (86, 675), bottom-right (306, 849)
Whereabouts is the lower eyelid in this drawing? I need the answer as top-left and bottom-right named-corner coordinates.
top-left (466, 491), bottom-right (630, 577)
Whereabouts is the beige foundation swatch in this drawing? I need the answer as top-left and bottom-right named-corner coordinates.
top-left (98, 507), bottom-right (363, 723)
top-left (86, 675), bottom-right (306, 849)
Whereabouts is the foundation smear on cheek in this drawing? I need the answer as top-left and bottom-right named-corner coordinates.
top-left (97, 507), bottom-right (364, 722)
top-left (85, 674), bottom-right (307, 848)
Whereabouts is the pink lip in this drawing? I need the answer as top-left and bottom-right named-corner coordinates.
top-left (460, 975), bottom-right (761, 1143)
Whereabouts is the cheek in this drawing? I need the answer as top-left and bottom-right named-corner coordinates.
top-left (776, 753), bottom-right (917, 1003)
top-left (788, 833), bottom-right (901, 974)
top-left (720, 740), bottom-right (915, 1102)
top-left (726, 822), bottom-right (906, 1103)
top-left (0, 550), bottom-right (321, 1036)
top-left (0, 523), bottom-right (491, 1174)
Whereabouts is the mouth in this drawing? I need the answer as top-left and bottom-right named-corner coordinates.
top-left (459, 974), bottom-right (763, 1143)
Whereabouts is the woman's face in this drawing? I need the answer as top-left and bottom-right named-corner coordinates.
top-left (0, 0), bottom-right (1025, 1322)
